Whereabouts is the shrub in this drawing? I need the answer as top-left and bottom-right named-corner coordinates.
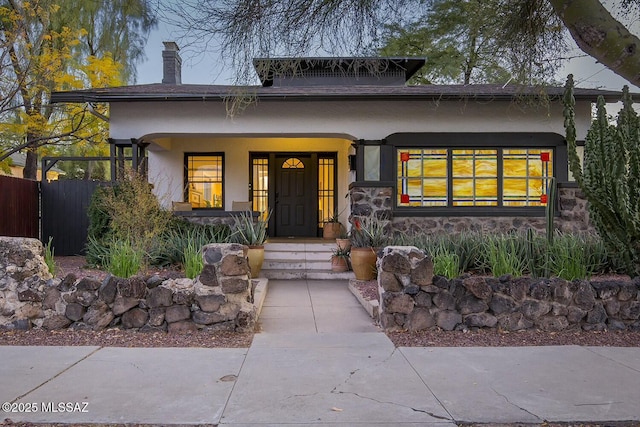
top-left (483, 234), bottom-right (527, 277)
top-left (44, 236), bottom-right (56, 276)
top-left (432, 245), bottom-right (460, 279)
top-left (183, 240), bottom-right (204, 279)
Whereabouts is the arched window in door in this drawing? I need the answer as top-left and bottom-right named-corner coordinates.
top-left (282, 157), bottom-right (304, 169)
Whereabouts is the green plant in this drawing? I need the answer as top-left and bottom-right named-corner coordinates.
top-left (183, 240), bottom-right (204, 279)
top-left (546, 233), bottom-right (589, 280)
top-left (105, 238), bottom-right (144, 277)
top-left (44, 236), bottom-right (56, 276)
top-left (483, 234), bottom-right (527, 277)
top-left (350, 215), bottom-right (390, 248)
top-left (331, 245), bottom-right (350, 259)
top-left (564, 75), bottom-right (640, 276)
top-left (230, 210), bottom-right (271, 246)
top-left (431, 245), bottom-right (460, 279)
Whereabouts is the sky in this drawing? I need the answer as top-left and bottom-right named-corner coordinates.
top-left (135, 13), bottom-right (640, 94)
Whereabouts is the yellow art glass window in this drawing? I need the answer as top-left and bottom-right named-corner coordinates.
top-left (186, 154), bottom-right (224, 208)
top-left (503, 149), bottom-right (553, 206)
top-left (398, 149), bottom-right (447, 206)
top-left (452, 149), bottom-right (498, 206)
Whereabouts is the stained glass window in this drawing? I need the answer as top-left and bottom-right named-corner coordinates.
top-left (397, 148), bottom-right (553, 208)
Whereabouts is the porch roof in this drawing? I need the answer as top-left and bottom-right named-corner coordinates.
top-left (51, 83), bottom-right (626, 104)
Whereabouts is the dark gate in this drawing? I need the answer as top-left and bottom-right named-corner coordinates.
top-left (41, 180), bottom-right (104, 255)
top-left (0, 175), bottom-right (39, 238)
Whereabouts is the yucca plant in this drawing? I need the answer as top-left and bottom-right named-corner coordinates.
top-left (230, 210), bottom-right (271, 246)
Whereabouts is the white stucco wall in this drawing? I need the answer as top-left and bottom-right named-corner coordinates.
top-left (148, 136), bottom-right (353, 222)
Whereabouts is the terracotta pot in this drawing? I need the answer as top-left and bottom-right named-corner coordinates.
top-left (350, 247), bottom-right (378, 280)
top-left (322, 222), bottom-right (342, 239)
top-left (246, 245), bottom-right (265, 278)
top-left (331, 255), bottom-right (349, 272)
top-left (336, 238), bottom-right (351, 252)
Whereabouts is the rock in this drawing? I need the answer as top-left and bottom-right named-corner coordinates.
top-left (498, 312), bottom-right (533, 331)
top-left (83, 302), bottom-right (114, 330)
top-left (65, 303), bottom-right (86, 322)
top-left (405, 308), bottom-right (436, 331)
top-left (414, 291), bottom-right (432, 308)
top-left (76, 277), bottom-right (102, 292)
top-left (72, 289), bottom-right (97, 307)
top-left (146, 275), bottom-right (164, 289)
top-left (165, 279), bottom-right (195, 305)
top-left (382, 293), bottom-right (414, 314)
top-left (583, 322), bottom-right (607, 332)
top-left (203, 245), bottom-right (224, 264)
top-left (587, 302), bottom-right (608, 324)
top-left (42, 287), bottom-right (61, 310)
top-left (165, 305), bottom-right (191, 323)
top-left (18, 289), bottom-right (41, 302)
top-left (537, 316), bottom-right (569, 332)
top-left (521, 300), bottom-right (551, 320)
top-left (99, 276), bottom-right (118, 304)
top-left (192, 310), bottom-right (227, 325)
top-left (220, 277), bottom-right (249, 294)
top-left (410, 257), bottom-right (434, 286)
top-left (432, 291), bottom-right (456, 310)
top-left (605, 299), bottom-right (621, 316)
top-left (379, 271), bottom-right (402, 292)
top-left (121, 308), bottom-right (148, 329)
top-left (618, 284), bottom-right (637, 301)
top-left (167, 320), bottom-right (197, 333)
top-left (490, 294), bottom-right (517, 315)
top-left (58, 273), bottom-right (77, 292)
top-left (436, 310), bottom-right (462, 331)
top-left (530, 281), bottom-right (551, 301)
top-left (202, 321), bottom-right (236, 332)
top-left (620, 301), bottom-right (640, 320)
top-left (432, 275), bottom-right (449, 289)
top-left (551, 279), bottom-right (573, 305)
top-left (508, 278), bottom-right (530, 302)
top-left (607, 319), bottom-right (627, 331)
top-left (457, 295), bottom-right (489, 315)
top-left (140, 324), bottom-right (167, 333)
top-left (403, 284), bottom-right (420, 295)
top-left (199, 265), bottom-right (219, 287)
top-left (550, 302), bottom-right (568, 317)
top-left (379, 312), bottom-right (400, 330)
top-left (573, 281), bottom-right (596, 311)
top-left (220, 255), bottom-right (249, 276)
top-left (117, 276), bottom-right (147, 299)
top-left (462, 277), bottom-right (492, 302)
top-left (464, 313), bottom-right (497, 328)
top-left (15, 303), bottom-right (44, 319)
top-left (146, 286), bottom-right (173, 308)
top-left (1, 319), bottom-right (31, 331)
top-left (567, 306), bottom-right (587, 323)
top-left (148, 307), bottom-right (166, 327)
top-left (196, 294), bottom-right (226, 312)
top-left (380, 252), bottom-right (411, 274)
top-left (42, 314), bottom-right (72, 330)
top-left (235, 306), bottom-right (257, 332)
top-left (590, 281), bottom-right (620, 299)
top-left (112, 296), bottom-right (140, 316)
top-left (218, 303), bottom-right (240, 320)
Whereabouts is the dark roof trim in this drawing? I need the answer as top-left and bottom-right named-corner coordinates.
top-left (51, 83), bottom-right (627, 104)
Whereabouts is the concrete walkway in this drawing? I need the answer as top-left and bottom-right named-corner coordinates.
top-left (1, 279), bottom-right (640, 426)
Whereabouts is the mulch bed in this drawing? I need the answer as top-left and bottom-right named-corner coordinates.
top-left (0, 329), bottom-right (253, 348)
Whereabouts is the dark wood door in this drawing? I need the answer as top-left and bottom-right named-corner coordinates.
top-left (275, 155), bottom-right (316, 237)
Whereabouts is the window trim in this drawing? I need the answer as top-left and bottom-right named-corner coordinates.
top-left (386, 133), bottom-right (565, 217)
top-left (183, 152), bottom-right (225, 210)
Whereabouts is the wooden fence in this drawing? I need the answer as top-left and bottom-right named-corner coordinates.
top-left (0, 175), bottom-right (39, 238)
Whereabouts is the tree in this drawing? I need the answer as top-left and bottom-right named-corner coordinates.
top-left (0, 0), bottom-right (156, 179)
top-left (161, 0), bottom-right (640, 88)
top-left (378, 0), bottom-right (561, 85)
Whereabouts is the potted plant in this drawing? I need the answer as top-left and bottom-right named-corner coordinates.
top-left (349, 215), bottom-right (390, 280)
top-left (230, 210), bottom-right (271, 278)
top-left (330, 245), bottom-right (350, 272)
top-left (336, 229), bottom-right (351, 252)
top-left (322, 210), bottom-right (344, 239)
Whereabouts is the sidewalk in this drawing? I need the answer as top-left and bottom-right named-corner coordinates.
top-left (1, 279), bottom-right (639, 426)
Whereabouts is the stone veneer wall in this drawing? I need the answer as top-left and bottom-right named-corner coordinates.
top-left (349, 185), bottom-right (592, 234)
top-left (377, 246), bottom-right (640, 332)
top-left (0, 237), bottom-right (256, 332)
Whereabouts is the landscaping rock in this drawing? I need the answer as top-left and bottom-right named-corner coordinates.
top-left (42, 314), bottom-right (72, 330)
top-left (379, 271), bottom-right (402, 292)
top-left (198, 265), bottom-right (218, 287)
top-left (490, 294), bottom-right (517, 315)
top-left (58, 273), bottom-right (77, 292)
top-left (498, 312), bottom-right (533, 331)
top-left (220, 277), bottom-right (249, 294)
top-left (196, 294), bottom-right (226, 312)
top-left (458, 295), bottom-right (488, 315)
top-left (65, 303), bottom-right (86, 322)
top-left (405, 308), bottom-right (435, 331)
top-left (436, 310), bottom-right (462, 331)
top-left (432, 291), bottom-right (455, 310)
top-left (620, 301), bottom-right (640, 320)
top-left (167, 320), bottom-right (197, 333)
top-left (147, 286), bottom-right (173, 308)
top-left (574, 281), bottom-right (596, 311)
top-left (537, 315), bottom-right (569, 332)
top-left (83, 302), bottom-right (114, 330)
top-left (18, 289), bottom-right (41, 303)
top-left (521, 300), bottom-right (551, 320)
top-left (148, 307), bottom-right (165, 327)
top-left (42, 287), bottom-right (61, 310)
top-left (112, 296), bottom-right (140, 316)
top-left (414, 291), bottom-right (432, 308)
top-left (380, 252), bottom-right (411, 274)
top-left (99, 276), bottom-right (118, 304)
top-left (192, 310), bottom-right (226, 325)
top-left (76, 277), bottom-right (102, 292)
top-left (587, 302), bottom-right (608, 324)
top-left (220, 255), bottom-right (249, 276)
top-left (464, 313), bottom-right (497, 328)
top-left (463, 276), bottom-right (492, 301)
top-left (165, 305), bottom-right (191, 323)
top-left (121, 308), bottom-right (148, 329)
top-left (117, 277), bottom-right (146, 299)
top-left (382, 293), bottom-right (414, 314)
top-left (410, 256), bottom-right (434, 286)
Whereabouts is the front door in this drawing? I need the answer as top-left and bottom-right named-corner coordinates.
top-left (275, 155), bottom-right (317, 237)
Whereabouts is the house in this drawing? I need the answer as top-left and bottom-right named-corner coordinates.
top-left (0, 152), bottom-right (64, 181)
top-left (51, 42), bottom-right (623, 238)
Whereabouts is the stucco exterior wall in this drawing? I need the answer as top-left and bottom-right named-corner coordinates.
top-left (148, 136), bottom-right (353, 221)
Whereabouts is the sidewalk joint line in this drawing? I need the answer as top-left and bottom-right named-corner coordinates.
top-left (10, 346), bottom-right (104, 403)
top-left (490, 386), bottom-right (542, 421)
top-left (217, 345), bottom-right (250, 423)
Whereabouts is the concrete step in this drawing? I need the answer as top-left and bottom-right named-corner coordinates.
top-left (260, 269), bottom-right (355, 280)
top-left (262, 259), bottom-right (332, 271)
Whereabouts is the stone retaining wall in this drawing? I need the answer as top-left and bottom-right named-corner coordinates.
top-left (378, 246), bottom-right (640, 332)
top-left (0, 237), bottom-right (256, 332)
top-left (350, 185), bottom-right (592, 234)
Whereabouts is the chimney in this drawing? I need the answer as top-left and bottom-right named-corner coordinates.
top-left (162, 41), bottom-right (182, 84)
